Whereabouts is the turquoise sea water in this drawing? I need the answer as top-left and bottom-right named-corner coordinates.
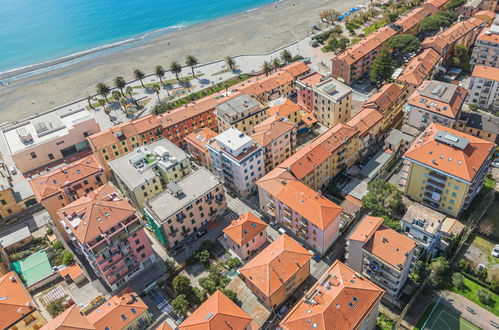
top-left (0, 0), bottom-right (277, 74)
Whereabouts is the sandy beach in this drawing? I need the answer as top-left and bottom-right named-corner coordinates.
top-left (0, 0), bottom-right (367, 123)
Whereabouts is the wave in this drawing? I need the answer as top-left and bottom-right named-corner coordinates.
top-left (0, 24), bottom-right (186, 83)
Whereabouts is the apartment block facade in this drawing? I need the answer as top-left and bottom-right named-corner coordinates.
top-left (267, 98), bottom-right (303, 125)
top-left (363, 83), bottom-right (409, 130)
top-left (2, 108), bottom-right (100, 174)
top-left (207, 128), bottom-right (265, 197)
top-left (184, 128), bottom-right (218, 168)
top-left (296, 72), bottom-right (324, 111)
top-left (143, 168), bottom-right (226, 248)
top-left (58, 184), bottom-right (155, 290)
top-left (468, 65), bottom-right (499, 111)
top-left (403, 123), bottom-right (495, 216)
top-left (471, 20), bottom-right (499, 68)
top-left (396, 48), bottom-right (442, 94)
top-left (347, 216), bottom-right (417, 301)
top-left (311, 78), bottom-right (353, 127)
top-left (215, 93), bottom-right (267, 134)
top-left (223, 212), bottom-right (268, 260)
top-left (108, 139), bottom-right (192, 209)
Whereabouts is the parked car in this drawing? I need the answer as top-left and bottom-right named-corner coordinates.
top-left (171, 245), bottom-right (186, 256)
top-left (492, 244), bottom-right (499, 258)
top-left (277, 305), bottom-right (288, 319)
top-left (196, 229), bottom-right (208, 238)
top-left (492, 161), bottom-right (499, 168)
top-left (9, 166), bottom-right (17, 175)
top-left (185, 236), bottom-right (196, 244)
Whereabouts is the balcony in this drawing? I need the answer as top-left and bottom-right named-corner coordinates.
top-left (169, 229), bottom-right (179, 237)
top-left (426, 178), bottom-right (445, 189)
top-left (428, 171), bottom-right (447, 183)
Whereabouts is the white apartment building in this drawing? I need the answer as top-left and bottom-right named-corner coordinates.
top-left (2, 108), bottom-right (100, 174)
top-left (471, 18), bottom-right (499, 68)
top-left (469, 65), bottom-right (499, 111)
top-left (346, 216), bottom-right (417, 302)
top-left (207, 128), bottom-right (264, 197)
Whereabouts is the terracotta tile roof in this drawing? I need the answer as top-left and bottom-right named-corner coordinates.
top-left (473, 10), bottom-right (496, 24)
top-left (302, 113), bottom-right (318, 126)
top-left (364, 224), bottom-right (417, 269)
top-left (279, 123), bottom-right (359, 179)
top-left (241, 71), bottom-right (295, 97)
top-left (364, 83), bottom-right (406, 112)
top-left (29, 155), bottom-right (103, 201)
top-left (178, 290), bottom-right (253, 330)
top-left (349, 216), bottom-right (384, 243)
top-left (282, 61), bottom-right (310, 77)
top-left (239, 234), bottom-right (312, 297)
top-left (57, 183), bottom-right (137, 245)
top-left (280, 261), bottom-right (384, 330)
top-left (155, 321), bottom-right (174, 330)
top-left (423, 0), bottom-right (450, 9)
top-left (345, 108), bottom-right (383, 137)
top-left (268, 99), bottom-right (302, 118)
top-left (185, 128), bottom-right (218, 150)
top-left (58, 264), bottom-right (84, 281)
top-left (86, 288), bottom-right (148, 330)
top-left (422, 17), bottom-right (485, 54)
top-left (41, 305), bottom-right (95, 330)
top-left (251, 115), bottom-right (296, 147)
top-left (403, 123), bottom-right (495, 182)
top-left (88, 115), bottom-right (161, 150)
top-left (394, 6), bottom-right (437, 33)
top-left (407, 80), bottom-right (467, 119)
top-left (0, 272), bottom-right (37, 330)
top-left (299, 72), bottom-right (325, 87)
top-left (396, 48), bottom-right (441, 86)
top-left (276, 180), bottom-right (343, 230)
top-left (223, 212), bottom-right (268, 246)
top-left (159, 97), bottom-right (217, 128)
top-left (256, 167), bottom-right (298, 197)
top-left (472, 65), bottom-right (499, 81)
top-left (477, 25), bottom-right (499, 43)
top-left (335, 26), bottom-right (398, 65)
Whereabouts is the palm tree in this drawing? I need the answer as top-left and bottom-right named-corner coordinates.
top-left (262, 61), bottom-right (272, 76)
top-left (120, 98), bottom-right (128, 112)
top-left (134, 69), bottom-right (146, 88)
top-left (98, 99), bottom-right (106, 109)
top-left (225, 56), bottom-right (236, 71)
top-left (280, 49), bottom-right (292, 65)
top-left (104, 106), bottom-right (111, 117)
top-left (125, 85), bottom-right (133, 100)
top-left (96, 82), bottom-right (111, 103)
top-left (113, 76), bottom-right (126, 95)
top-left (152, 84), bottom-right (161, 103)
top-left (170, 61), bottom-right (182, 81)
top-left (86, 94), bottom-right (93, 109)
top-left (155, 65), bottom-right (166, 85)
top-left (111, 90), bottom-right (121, 103)
top-left (271, 58), bottom-right (281, 71)
top-left (185, 55), bottom-right (198, 78)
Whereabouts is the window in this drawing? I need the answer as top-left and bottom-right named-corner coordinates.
top-left (454, 185), bottom-right (459, 190)
top-left (0, 200), bottom-right (5, 205)
top-left (83, 180), bottom-right (89, 185)
top-left (30, 152), bottom-right (37, 159)
top-left (135, 239), bottom-right (140, 244)
top-left (48, 153), bottom-right (54, 160)
top-left (121, 314), bottom-right (127, 321)
top-left (451, 192), bottom-right (457, 197)
top-left (450, 199), bottom-right (455, 205)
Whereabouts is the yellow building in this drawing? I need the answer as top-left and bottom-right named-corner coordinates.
top-left (267, 99), bottom-right (302, 125)
top-left (215, 93), bottom-right (268, 134)
top-left (0, 272), bottom-right (47, 330)
top-left (0, 183), bottom-right (22, 221)
top-left (402, 123), bottom-right (495, 216)
top-left (363, 83), bottom-right (409, 130)
top-left (312, 78), bottom-right (353, 128)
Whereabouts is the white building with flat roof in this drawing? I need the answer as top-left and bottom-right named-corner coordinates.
top-left (207, 128), bottom-right (264, 197)
top-left (1, 108), bottom-right (100, 174)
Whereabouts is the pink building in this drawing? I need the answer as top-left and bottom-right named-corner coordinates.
top-left (296, 72), bottom-right (324, 111)
top-left (223, 212), bottom-right (267, 260)
top-left (58, 183), bottom-right (155, 290)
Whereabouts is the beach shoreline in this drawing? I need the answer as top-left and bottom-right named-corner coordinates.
top-left (0, 0), bottom-right (368, 122)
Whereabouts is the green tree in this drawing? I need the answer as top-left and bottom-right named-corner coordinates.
top-left (199, 277), bottom-right (218, 295)
top-left (262, 61), bottom-right (272, 76)
top-left (280, 49), bottom-right (292, 65)
top-left (445, 0), bottom-right (466, 10)
top-left (221, 289), bottom-right (238, 302)
top-left (170, 61), bottom-right (182, 81)
top-left (452, 44), bottom-right (471, 71)
top-left (477, 288), bottom-right (492, 305)
top-left (95, 82), bottom-right (111, 103)
top-left (113, 76), bottom-right (126, 95)
top-left (369, 47), bottom-right (395, 84)
top-left (411, 260), bottom-right (428, 284)
top-left (172, 275), bottom-right (192, 296)
top-left (469, 104), bottom-right (478, 112)
top-left (155, 65), bottom-right (166, 85)
top-left (47, 298), bottom-right (66, 317)
top-left (388, 34), bottom-right (421, 54)
top-left (362, 180), bottom-right (405, 219)
top-left (227, 257), bottom-right (241, 269)
top-left (125, 85), bottom-right (133, 100)
top-left (112, 90), bottom-right (122, 103)
top-left (419, 11), bottom-right (458, 33)
top-left (225, 56), bottom-right (237, 71)
top-left (193, 287), bottom-right (207, 303)
top-left (62, 251), bottom-right (74, 265)
top-left (86, 94), bottom-right (93, 109)
top-left (152, 84), bottom-right (161, 103)
top-left (388, 12), bottom-right (398, 23)
top-left (338, 38), bottom-right (350, 51)
top-left (172, 294), bottom-right (189, 316)
top-left (185, 55), bottom-right (199, 77)
top-left (452, 272), bottom-right (464, 288)
top-left (428, 257), bottom-right (449, 288)
top-left (272, 58), bottom-right (281, 70)
top-left (195, 249), bottom-right (211, 265)
top-left (133, 69), bottom-right (145, 88)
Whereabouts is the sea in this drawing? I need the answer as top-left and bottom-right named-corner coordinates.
top-left (0, 0), bottom-right (278, 80)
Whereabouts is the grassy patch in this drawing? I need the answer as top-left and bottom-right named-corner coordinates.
top-left (213, 68), bottom-right (233, 76)
top-left (351, 38), bottom-right (361, 45)
top-left (363, 19), bottom-right (388, 36)
top-left (446, 274), bottom-right (499, 316)
top-left (473, 235), bottom-right (494, 253)
top-left (376, 312), bottom-right (395, 330)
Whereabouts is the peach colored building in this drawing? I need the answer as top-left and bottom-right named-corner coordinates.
top-left (267, 99), bottom-right (303, 125)
top-left (396, 48), bottom-right (442, 94)
top-left (363, 83), bottom-right (409, 129)
top-left (1, 108), bottom-right (100, 174)
top-left (58, 184), bottom-right (155, 290)
top-left (296, 72), bottom-right (325, 111)
top-left (280, 261), bottom-right (384, 330)
top-left (29, 154), bottom-right (106, 241)
top-left (185, 128), bottom-right (218, 167)
top-left (40, 305), bottom-right (94, 330)
top-left (251, 115), bottom-right (297, 173)
top-left (223, 212), bottom-right (268, 260)
top-left (331, 26), bottom-right (398, 85)
top-left (143, 168), bottom-right (226, 248)
top-left (347, 216), bottom-right (417, 301)
top-left (179, 290), bottom-right (257, 330)
top-left (87, 288), bottom-right (151, 330)
top-left (422, 0), bottom-right (451, 10)
top-left (239, 234), bottom-right (312, 310)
